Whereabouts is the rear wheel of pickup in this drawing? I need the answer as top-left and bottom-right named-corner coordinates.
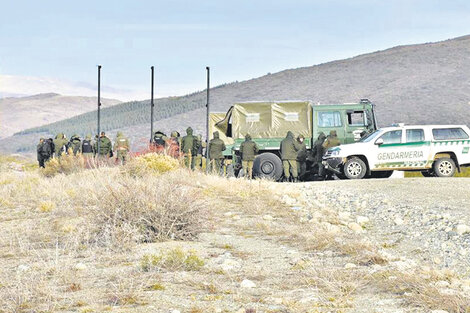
top-left (343, 157), bottom-right (367, 179)
top-left (253, 153), bottom-right (283, 181)
top-left (433, 158), bottom-right (456, 177)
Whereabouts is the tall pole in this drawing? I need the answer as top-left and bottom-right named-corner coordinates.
top-left (150, 66), bottom-right (155, 143)
top-left (205, 66), bottom-right (210, 173)
top-left (97, 65), bottom-right (102, 156)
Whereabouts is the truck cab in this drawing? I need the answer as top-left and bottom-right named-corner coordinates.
top-left (210, 99), bottom-right (378, 181)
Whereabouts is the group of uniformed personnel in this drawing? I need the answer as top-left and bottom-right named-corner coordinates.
top-left (36, 131), bottom-right (131, 167)
top-left (37, 127), bottom-right (340, 181)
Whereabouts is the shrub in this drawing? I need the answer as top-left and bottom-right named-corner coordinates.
top-left (125, 153), bottom-right (180, 177)
top-left (41, 154), bottom-right (85, 177)
top-left (86, 175), bottom-right (206, 248)
top-left (141, 248), bottom-right (204, 272)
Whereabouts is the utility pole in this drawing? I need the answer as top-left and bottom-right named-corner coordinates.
top-left (97, 65), bottom-right (102, 156)
top-left (150, 66), bottom-right (155, 143)
top-left (205, 66), bottom-right (210, 173)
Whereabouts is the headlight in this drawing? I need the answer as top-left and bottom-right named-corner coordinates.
top-left (329, 149), bottom-right (340, 156)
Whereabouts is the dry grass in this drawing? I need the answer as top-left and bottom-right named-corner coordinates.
top-left (374, 269), bottom-right (470, 313)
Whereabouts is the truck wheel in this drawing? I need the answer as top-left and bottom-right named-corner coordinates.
top-left (433, 158), bottom-right (456, 177)
top-left (253, 153), bottom-right (283, 181)
top-left (421, 170), bottom-right (434, 177)
top-left (370, 171), bottom-right (394, 179)
top-left (343, 157), bottom-right (367, 179)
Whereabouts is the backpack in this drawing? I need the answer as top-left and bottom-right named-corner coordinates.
top-left (82, 140), bottom-right (93, 153)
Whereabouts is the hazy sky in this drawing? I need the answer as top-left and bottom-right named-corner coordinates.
top-left (1, 0), bottom-right (470, 100)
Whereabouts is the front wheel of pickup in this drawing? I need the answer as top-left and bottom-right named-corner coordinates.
top-left (433, 158), bottom-right (456, 177)
top-left (343, 157), bottom-right (367, 179)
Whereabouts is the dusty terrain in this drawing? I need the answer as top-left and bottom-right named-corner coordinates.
top-left (0, 156), bottom-right (469, 313)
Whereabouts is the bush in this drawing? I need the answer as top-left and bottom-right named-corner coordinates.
top-left (41, 154), bottom-right (85, 177)
top-left (125, 153), bottom-right (180, 177)
top-left (141, 248), bottom-right (204, 272)
top-left (87, 175), bottom-right (205, 248)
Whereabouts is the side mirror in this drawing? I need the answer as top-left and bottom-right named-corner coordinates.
top-left (375, 138), bottom-right (384, 145)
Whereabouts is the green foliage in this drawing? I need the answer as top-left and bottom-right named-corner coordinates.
top-left (125, 153), bottom-right (180, 176)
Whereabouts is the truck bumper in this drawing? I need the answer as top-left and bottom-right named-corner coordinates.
top-left (322, 157), bottom-right (343, 175)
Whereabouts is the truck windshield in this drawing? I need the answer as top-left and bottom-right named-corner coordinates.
top-left (360, 130), bottom-right (382, 142)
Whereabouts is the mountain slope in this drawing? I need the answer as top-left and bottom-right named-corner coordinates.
top-left (0, 93), bottom-right (121, 139)
top-left (3, 35), bottom-right (470, 154)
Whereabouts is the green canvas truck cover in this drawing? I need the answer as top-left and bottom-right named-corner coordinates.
top-left (231, 101), bottom-right (312, 139)
top-left (209, 112), bottom-right (235, 144)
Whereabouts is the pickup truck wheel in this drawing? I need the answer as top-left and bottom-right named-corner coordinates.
top-left (433, 158), bottom-right (456, 177)
top-left (253, 153), bottom-right (283, 181)
top-left (343, 157), bottom-right (367, 179)
top-left (370, 170), bottom-right (394, 179)
top-left (421, 170), bottom-right (434, 177)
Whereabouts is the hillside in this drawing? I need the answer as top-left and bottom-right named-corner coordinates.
top-left (2, 35), bottom-right (470, 154)
top-left (0, 93), bottom-right (121, 139)
top-left (1, 155), bottom-right (469, 312)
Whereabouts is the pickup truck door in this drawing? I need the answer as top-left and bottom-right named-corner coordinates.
top-left (370, 130), bottom-right (404, 170)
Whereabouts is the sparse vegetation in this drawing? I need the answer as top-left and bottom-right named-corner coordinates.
top-left (141, 248), bottom-right (205, 272)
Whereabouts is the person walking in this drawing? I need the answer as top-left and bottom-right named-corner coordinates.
top-left (181, 127), bottom-right (197, 169)
top-left (311, 132), bottom-right (326, 179)
top-left (296, 134), bottom-right (307, 180)
top-left (239, 134), bottom-right (259, 179)
top-left (114, 131), bottom-right (130, 165)
top-left (208, 131), bottom-right (226, 174)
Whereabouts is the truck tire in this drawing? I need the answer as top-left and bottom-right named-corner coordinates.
top-left (421, 170), bottom-right (434, 177)
top-left (253, 153), bottom-right (283, 181)
top-left (370, 171), bottom-right (394, 179)
top-left (433, 158), bottom-right (456, 177)
top-left (343, 157), bottom-right (367, 179)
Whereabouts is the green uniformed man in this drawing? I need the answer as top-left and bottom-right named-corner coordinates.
top-left (280, 131), bottom-right (302, 182)
top-left (114, 131), bottom-right (130, 165)
top-left (95, 132), bottom-right (112, 159)
top-left (195, 134), bottom-right (206, 170)
top-left (296, 134), bottom-right (307, 180)
top-left (322, 130), bottom-right (341, 150)
top-left (208, 131), bottom-right (226, 174)
top-left (81, 134), bottom-right (94, 158)
top-left (239, 134), bottom-right (259, 179)
top-left (53, 133), bottom-right (68, 158)
top-left (311, 132), bottom-right (326, 179)
top-left (37, 138), bottom-right (47, 168)
top-left (69, 134), bottom-right (81, 156)
top-left (181, 127), bottom-right (196, 169)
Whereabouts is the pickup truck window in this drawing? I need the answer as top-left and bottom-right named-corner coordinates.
top-left (380, 130), bottom-right (402, 144)
top-left (318, 111), bottom-right (342, 127)
top-left (406, 129), bottom-right (425, 143)
top-left (432, 128), bottom-right (469, 140)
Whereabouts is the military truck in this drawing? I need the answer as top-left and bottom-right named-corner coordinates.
top-left (209, 99), bottom-right (378, 180)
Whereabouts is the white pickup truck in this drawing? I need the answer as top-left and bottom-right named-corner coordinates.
top-left (323, 124), bottom-right (470, 179)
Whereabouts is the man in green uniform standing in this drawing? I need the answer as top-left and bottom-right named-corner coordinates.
top-left (114, 131), bottom-right (130, 165)
top-left (239, 134), bottom-right (259, 179)
top-left (181, 127), bottom-right (196, 169)
top-left (311, 132), bottom-right (326, 179)
top-left (95, 132), bottom-right (112, 159)
top-left (296, 134), bottom-right (307, 180)
top-left (195, 134), bottom-right (206, 170)
top-left (69, 134), bottom-right (81, 156)
top-left (53, 133), bottom-right (68, 158)
top-left (36, 138), bottom-right (50, 168)
top-left (280, 131), bottom-right (301, 182)
top-left (322, 130), bottom-right (341, 150)
top-left (208, 131), bottom-right (226, 174)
